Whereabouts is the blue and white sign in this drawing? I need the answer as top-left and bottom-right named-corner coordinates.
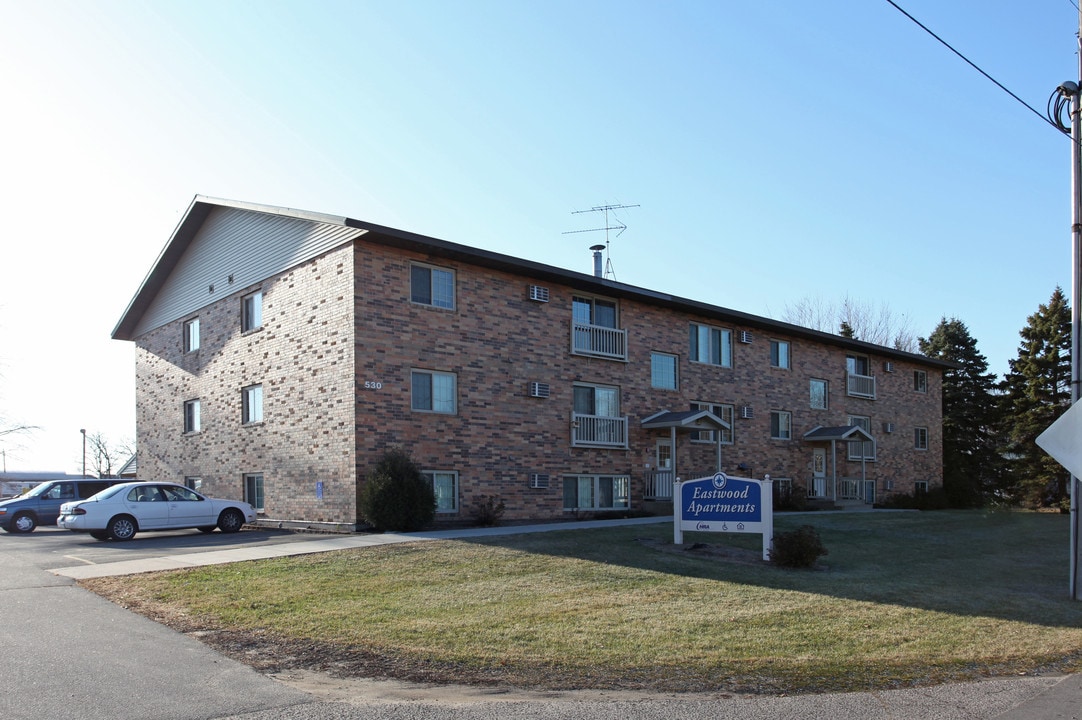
top-left (674, 472), bottom-right (773, 560)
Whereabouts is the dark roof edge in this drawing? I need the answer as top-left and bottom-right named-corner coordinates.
top-left (113, 196), bottom-right (956, 370)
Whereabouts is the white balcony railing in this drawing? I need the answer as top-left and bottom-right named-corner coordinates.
top-left (572, 413), bottom-right (628, 448)
top-left (571, 321), bottom-right (628, 361)
top-left (846, 372), bottom-right (876, 399)
top-left (644, 470), bottom-right (675, 500)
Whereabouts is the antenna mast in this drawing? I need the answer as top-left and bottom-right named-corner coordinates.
top-left (562, 203), bottom-right (639, 280)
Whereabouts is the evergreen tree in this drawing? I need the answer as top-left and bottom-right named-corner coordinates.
top-left (918, 318), bottom-right (1003, 507)
top-left (839, 321), bottom-right (855, 339)
top-left (1000, 287), bottom-right (1072, 509)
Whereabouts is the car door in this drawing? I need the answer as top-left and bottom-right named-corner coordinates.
top-left (125, 485), bottom-right (171, 529)
top-left (38, 482), bottom-right (77, 525)
top-left (162, 485), bottom-right (217, 528)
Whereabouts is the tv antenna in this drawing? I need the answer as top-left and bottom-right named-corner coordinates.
top-left (563, 203), bottom-right (639, 280)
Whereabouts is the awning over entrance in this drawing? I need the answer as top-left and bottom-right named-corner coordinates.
top-left (640, 409), bottom-right (730, 432)
top-left (802, 425), bottom-right (874, 443)
top-left (640, 410), bottom-right (730, 496)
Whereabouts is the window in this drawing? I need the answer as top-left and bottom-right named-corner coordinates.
top-left (650, 352), bottom-right (678, 390)
top-left (184, 476), bottom-right (202, 491)
top-left (244, 473), bottom-right (265, 512)
top-left (242, 291), bottom-right (263, 332)
top-left (848, 415), bottom-right (876, 460)
top-left (411, 370), bottom-right (456, 413)
top-left (689, 324), bottom-right (732, 367)
top-left (563, 474), bottom-right (630, 510)
top-left (242, 384), bottom-right (263, 424)
top-left (183, 399), bottom-right (201, 433)
top-left (770, 410), bottom-right (791, 440)
top-left (572, 383), bottom-right (625, 446)
top-left (572, 295), bottom-right (617, 328)
top-left (410, 263), bottom-right (455, 309)
top-left (847, 354), bottom-right (870, 375)
top-left (770, 340), bottom-right (790, 369)
top-left (914, 427), bottom-right (928, 450)
top-left (810, 379), bottom-right (828, 410)
top-left (914, 370), bottom-right (927, 393)
top-left (423, 471), bottom-right (459, 513)
top-left (183, 318), bottom-right (200, 353)
top-left (690, 402), bottom-right (734, 444)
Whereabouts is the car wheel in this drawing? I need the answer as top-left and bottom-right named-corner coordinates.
top-left (197, 526), bottom-right (216, 534)
top-left (108, 515), bottom-right (137, 541)
top-left (89, 530), bottom-right (111, 541)
top-left (217, 508), bottom-right (245, 534)
top-left (11, 513), bottom-right (37, 533)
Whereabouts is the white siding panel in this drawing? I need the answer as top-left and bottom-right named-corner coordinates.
top-left (133, 207), bottom-right (363, 337)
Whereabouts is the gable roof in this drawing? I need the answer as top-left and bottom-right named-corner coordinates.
top-left (802, 425), bottom-right (876, 442)
top-left (112, 195), bottom-right (954, 369)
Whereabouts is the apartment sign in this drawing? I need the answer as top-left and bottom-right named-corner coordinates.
top-left (674, 473), bottom-right (774, 561)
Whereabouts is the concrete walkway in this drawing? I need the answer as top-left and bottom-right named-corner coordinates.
top-left (46, 516), bottom-right (1082, 719)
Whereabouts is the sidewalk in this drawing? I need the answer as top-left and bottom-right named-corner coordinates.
top-left (48, 515), bottom-right (1081, 719)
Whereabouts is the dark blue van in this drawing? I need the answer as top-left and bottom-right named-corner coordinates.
top-left (0, 479), bottom-right (120, 533)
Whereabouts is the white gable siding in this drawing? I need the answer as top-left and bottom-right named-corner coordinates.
top-left (133, 207), bottom-right (364, 337)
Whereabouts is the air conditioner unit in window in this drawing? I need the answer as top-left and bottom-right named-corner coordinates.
top-left (739, 330), bottom-right (753, 344)
top-left (883, 422), bottom-right (895, 433)
top-left (885, 480), bottom-right (894, 491)
top-left (740, 406), bottom-right (754, 419)
top-left (528, 382), bottom-right (550, 398)
top-left (529, 473), bottom-right (550, 489)
top-left (528, 285), bottom-right (550, 302)
top-left (884, 361), bottom-right (894, 373)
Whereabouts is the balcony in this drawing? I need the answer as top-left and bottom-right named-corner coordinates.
top-left (571, 412), bottom-right (628, 448)
top-left (571, 321), bottom-right (628, 361)
top-left (846, 372), bottom-right (876, 399)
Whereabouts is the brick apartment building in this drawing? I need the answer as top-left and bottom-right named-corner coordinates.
top-left (113, 196), bottom-right (949, 530)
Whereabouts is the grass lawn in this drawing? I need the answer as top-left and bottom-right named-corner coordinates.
top-left (82, 510), bottom-right (1082, 694)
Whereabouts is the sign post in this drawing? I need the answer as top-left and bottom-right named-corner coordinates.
top-left (674, 472), bottom-right (774, 560)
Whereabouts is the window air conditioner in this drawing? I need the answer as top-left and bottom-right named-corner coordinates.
top-left (740, 406), bottom-right (754, 419)
top-left (529, 473), bottom-right (550, 489)
top-left (739, 330), bottom-right (753, 344)
top-left (529, 382), bottom-right (550, 399)
top-left (528, 285), bottom-right (550, 302)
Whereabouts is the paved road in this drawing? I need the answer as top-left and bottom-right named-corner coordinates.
top-left (0, 523), bottom-right (1077, 719)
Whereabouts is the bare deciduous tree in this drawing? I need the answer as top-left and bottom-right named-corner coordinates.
top-left (84, 431), bottom-right (134, 478)
top-left (779, 295), bottom-right (918, 352)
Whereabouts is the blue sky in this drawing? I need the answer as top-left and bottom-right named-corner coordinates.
top-left (0, 0), bottom-right (1076, 472)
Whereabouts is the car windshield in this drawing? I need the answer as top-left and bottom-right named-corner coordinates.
top-left (23, 483), bottom-right (56, 498)
top-left (88, 485), bottom-right (130, 501)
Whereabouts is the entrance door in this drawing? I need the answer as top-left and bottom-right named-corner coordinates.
top-left (655, 439), bottom-right (674, 499)
top-left (811, 448), bottom-right (827, 498)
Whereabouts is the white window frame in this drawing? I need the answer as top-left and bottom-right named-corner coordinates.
top-left (423, 470), bottom-right (459, 513)
top-left (915, 480), bottom-right (929, 494)
top-left (562, 474), bottom-right (630, 511)
top-left (689, 324), bottom-right (732, 368)
top-left (914, 370), bottom-right (927, 393)
top-left (690, 402), bottom-right (734, 444)
top-left (769, 410), bottom-right (792, 440)
top-left (572, 295), bottom-right (618, 329)
top-left (650, 352), bottom-right (678, 390)
top-left (411, 370), bottom-right (457, 414)
top-left (810, 379), bottom-right (828, 410)
top-left (410, 263), bottom-right (455, 309)
top-left (184, 476), bottom-right (202, 491)
top-left (847, 415), bottom-right (876, 461)
top-left (914, 426), bottom-right (929, 450)
top-left (242, 291), bottom-right (263, 332)
top-left (183, 399), bottom-right (201, 433)
top-left (244, 473), bottom-right (265, 512)
top-left (769, 339), bottom-right (790, 369)
top-left (183, 317), bottom-right (200, 353)
top-left (242, 384), bottom-right (264, 424)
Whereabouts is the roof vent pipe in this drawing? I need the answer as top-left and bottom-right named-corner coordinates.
top-left (590, 244), bottom-right (605, 278)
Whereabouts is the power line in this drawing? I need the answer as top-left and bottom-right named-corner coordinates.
top-left (885, 0), bottom-right (1065, 135)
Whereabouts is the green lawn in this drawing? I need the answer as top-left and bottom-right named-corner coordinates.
top-left (83, 510), bottom-right (1082, 694)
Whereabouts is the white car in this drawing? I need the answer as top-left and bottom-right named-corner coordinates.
top-left (58, 482), bottom-right (256, 541)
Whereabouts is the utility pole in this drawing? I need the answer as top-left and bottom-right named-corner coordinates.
top-left (1068, 7), bottom-right (1082, 601)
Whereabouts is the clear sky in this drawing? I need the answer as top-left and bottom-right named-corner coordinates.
top-left (0, 0), bottom-right (1076, 473)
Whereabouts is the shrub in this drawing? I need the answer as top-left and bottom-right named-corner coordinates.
top-left (773, 481), bottom-right (808, 512)
top-left (878, 487), bottom-right (950, 511)
top-left (769, 524), bottom-right (828, 568)
top-left (471, 494), bottom-right (506, 527)
top-left (358, 447), bottom-right (435, 532)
